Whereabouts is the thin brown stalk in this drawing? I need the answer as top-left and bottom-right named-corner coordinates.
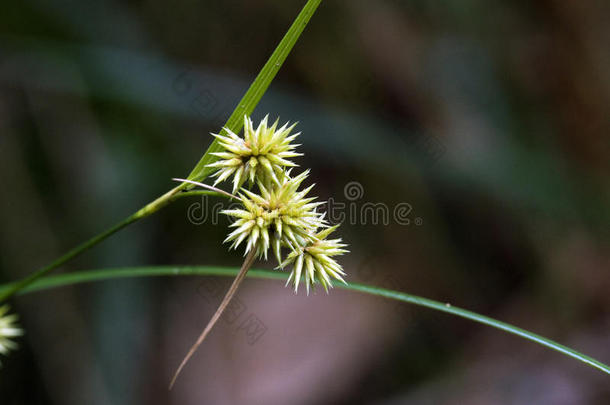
top-left (169, 249), bottom-right (257, 389)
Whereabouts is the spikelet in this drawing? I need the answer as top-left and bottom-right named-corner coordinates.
top-left (207, 115), bottom-right (302, 192)
top-left (221, 170), bottom-right (326, 262)
top-left (280, 225), bottom-right (348, 294)
top-left (0, 305), bottom-right (23, 366)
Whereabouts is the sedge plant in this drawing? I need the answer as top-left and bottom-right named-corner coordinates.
top-left (1, 0), bottom-right (609, 393)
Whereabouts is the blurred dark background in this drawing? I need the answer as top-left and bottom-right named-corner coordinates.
top-left (1, 1), bottom-right (609, 404)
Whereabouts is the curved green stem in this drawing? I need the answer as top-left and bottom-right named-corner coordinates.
top-left (0, 187), bottom-right (227, 303)
top-left (0, 215), bottom-right (137, 303)
top-left (4, 265), bottom-right (609, 376)
top-left (0, 185), bottom-right (183, 302)
top-left (170, 190), bottom-right (220, 200)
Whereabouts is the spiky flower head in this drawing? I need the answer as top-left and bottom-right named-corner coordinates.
top-left (0, 305), bottom-right (23, 366)
top-left (222, 170), bottom-right (325, 261)
top-left (207, 115), bottom-right (302, 192)
top-left (280, 225), bottom-right (348, 294)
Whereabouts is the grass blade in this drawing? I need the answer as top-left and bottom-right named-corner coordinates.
top-left (4, 265), bottom-right (609, 376)
top-left (185, 0), bottom-right (323, 185)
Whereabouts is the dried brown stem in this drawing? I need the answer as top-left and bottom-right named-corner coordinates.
top-left (169, 249), bottom-right (257, 389)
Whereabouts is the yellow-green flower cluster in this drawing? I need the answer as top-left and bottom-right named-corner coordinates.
top-left (207, 115), bottom-right (348, 293)
top-left (281, 225), bottom-right (348, 294)
top-left (208, 115), bottom-right (301, 192)
top-left (0, 305), bottom-right (23, 366)
top-left (222, 171), bottom-right (325, 261)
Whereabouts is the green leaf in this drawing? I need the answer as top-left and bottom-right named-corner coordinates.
top-left (185, 0), bottom-right (323, 186)
top-left (5, 265), bottom-right (609, 376)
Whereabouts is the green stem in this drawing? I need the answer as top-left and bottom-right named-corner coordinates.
top-left (171, 190), bottom-right (221, 200)
top-left (0, 215), bottom-right (136, 302)
top-left (0, 187), bottom-right (233, 303)
top-left (5, 265), bottom-right (609, 376)
top-left (0, 185), bottom-right (183, 302)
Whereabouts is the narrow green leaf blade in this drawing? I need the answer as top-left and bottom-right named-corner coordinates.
top-left (6, 265), bottom-right (610, 377)
top-left (185, 0), bottom-right (323, 185)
